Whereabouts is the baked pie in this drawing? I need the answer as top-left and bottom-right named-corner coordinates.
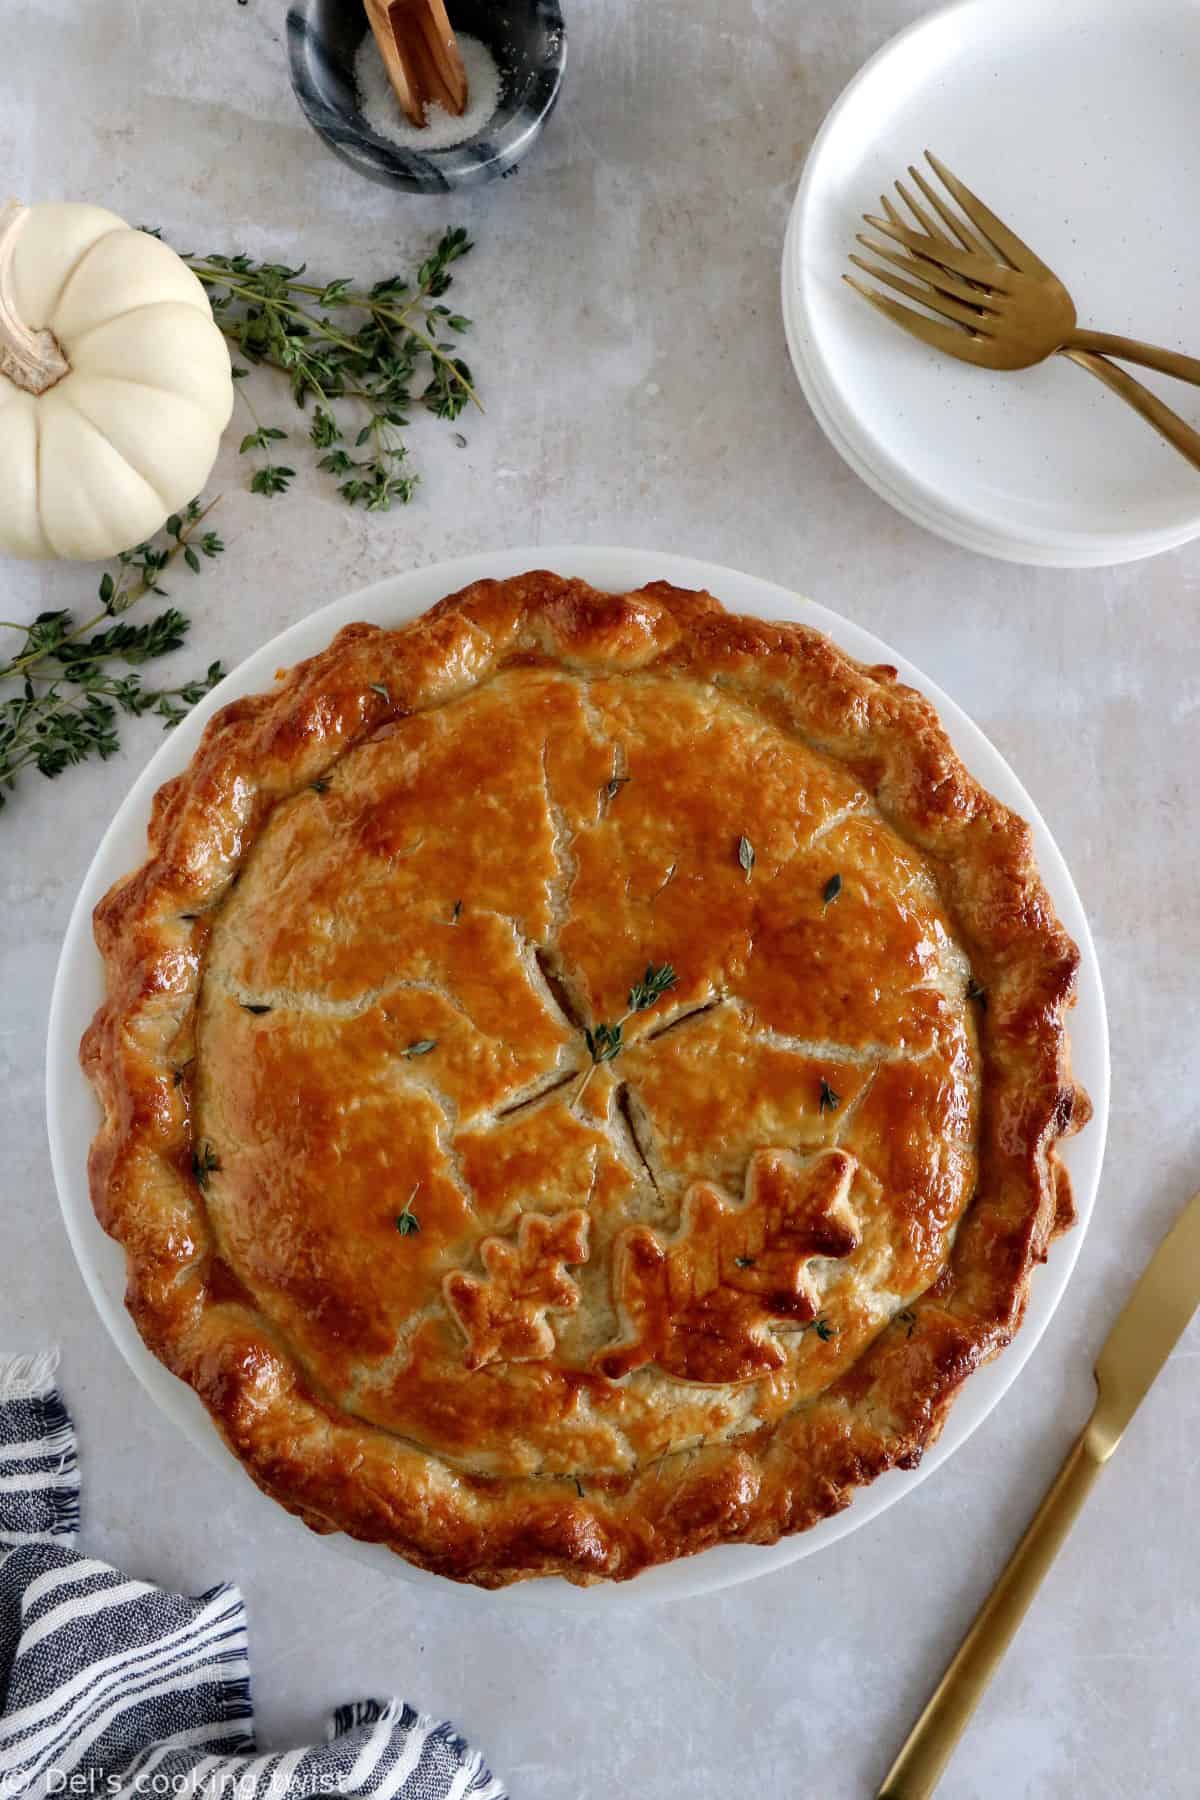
top-left (82, 572), bottom-right (1088, 1587)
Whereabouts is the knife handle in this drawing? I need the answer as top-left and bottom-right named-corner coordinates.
top-left (877, 1422), bottom-right (1104, 1800)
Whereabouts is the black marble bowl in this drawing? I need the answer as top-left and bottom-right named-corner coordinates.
top-left (287, 0), bottom-right (566, 192)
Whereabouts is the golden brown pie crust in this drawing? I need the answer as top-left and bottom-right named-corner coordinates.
top-left (81, 572), bottom-right (1088, 1587)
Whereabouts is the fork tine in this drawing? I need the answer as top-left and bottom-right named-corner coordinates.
top-left (847, 254), bottom-right (991, 332)
top-left (862, 214), bottom-right (1006, 287)
top-left (924, 150), bottom-right (1043, 271)
top-left (855, 234), bottom-right (996, 310)
top-left (906, 166), bottom-right (983, 253)
top-left (842, 275), bottom-right (997, 365)
top-left (874, 192), bottom-right (964, 284)
top-left (895, 175), bottom-right (963, 248)
top-left (882, 190), bottom-right (957, 274)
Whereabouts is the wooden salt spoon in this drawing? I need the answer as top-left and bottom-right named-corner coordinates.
top-left (363, 0), bottom-right (469, 127)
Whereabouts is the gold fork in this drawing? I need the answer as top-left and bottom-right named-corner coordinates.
top-left (845, 151), bottom-right (1200, 472)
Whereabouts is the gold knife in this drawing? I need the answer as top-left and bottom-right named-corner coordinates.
top-left (878, 1187), bottom-right (1200, 1800)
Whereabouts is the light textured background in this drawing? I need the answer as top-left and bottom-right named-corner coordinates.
top-left (2, 2), bottom-right (1199, 1796)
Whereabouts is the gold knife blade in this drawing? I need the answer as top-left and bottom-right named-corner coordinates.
top-left (1092, 1187), bottom-right (1200, 1455)
top-left (879, 1186), bottom-right (1200, 1800)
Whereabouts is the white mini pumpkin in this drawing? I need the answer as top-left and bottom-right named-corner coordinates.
top-left (0, 200), bottom-right (233, 561)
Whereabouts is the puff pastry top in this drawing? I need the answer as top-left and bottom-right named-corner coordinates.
top-left (82, 572), bottom-right (1087, 1586)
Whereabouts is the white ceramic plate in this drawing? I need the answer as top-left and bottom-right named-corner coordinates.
top-left (47, 547), bottom-right (1109, 1611)
top-left (782, 0), bottom-right (1200, 566)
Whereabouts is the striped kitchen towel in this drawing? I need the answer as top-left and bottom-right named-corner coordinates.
top-left (0, 1352), bottom-right (505, 1800)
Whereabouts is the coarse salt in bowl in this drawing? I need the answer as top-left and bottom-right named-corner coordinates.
top-left (287, 0), bottom-right (567, 194)
top-left (354, 32), bottom-right (501, 153)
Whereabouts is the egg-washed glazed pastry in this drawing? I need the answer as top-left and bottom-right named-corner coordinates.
top-left (81, 572), bottom-right (1089, 1587)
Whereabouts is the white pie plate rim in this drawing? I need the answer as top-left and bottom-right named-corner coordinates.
top-left (46, 545), bottom-right (1110, 1612)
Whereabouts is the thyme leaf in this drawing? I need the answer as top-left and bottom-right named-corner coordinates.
top-left (627, 963), bottom-right (677, 1013)
top-left (395, 1187), bottom-right (422, 1236)
top-left (818, 1078), bottom-right (840, 1114)
top-left (403, 1039), bottom-right (437, 1058)
top-left (586, 1021), bottom-right (624, 1063)
top-left (249, 463), bottom-right (296, 498)
top-left (736, 835), bottom-right (755, 880)
top-left (822, 872), bottom-right (843, 906)
top-left (192, 1142), bottom-right (221, 1190)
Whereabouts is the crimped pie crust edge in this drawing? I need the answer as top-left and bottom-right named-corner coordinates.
top-left (80, 571), bottom-right (1088, 1587)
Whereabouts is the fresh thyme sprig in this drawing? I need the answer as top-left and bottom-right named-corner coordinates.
top-left (575, 963), bottom-right (677, 1102)
top-left (0, 500), bottom-right (226, 812)
top-left (177, 227), bottom-right (478, 511)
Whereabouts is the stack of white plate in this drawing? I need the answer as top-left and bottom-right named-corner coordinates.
top-left (781, 0), bottom-right (1200, 567)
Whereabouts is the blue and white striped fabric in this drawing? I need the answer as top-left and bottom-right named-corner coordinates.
top-left (0, 1353), bottom-right (505, 1800)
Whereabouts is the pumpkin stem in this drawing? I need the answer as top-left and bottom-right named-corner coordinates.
top-left (0, 200), bottom-right (71, 396)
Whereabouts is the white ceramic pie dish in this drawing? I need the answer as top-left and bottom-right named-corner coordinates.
top-left (782, 0), bottom-right (1200, 566)
top-left (46, 546), bottom-right (1110, 1610)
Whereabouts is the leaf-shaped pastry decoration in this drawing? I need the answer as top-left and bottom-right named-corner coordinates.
top-left (444, 1209), bottom-right (591, 1371)
top-left (594, 1149), bottom-right (860, 1385)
